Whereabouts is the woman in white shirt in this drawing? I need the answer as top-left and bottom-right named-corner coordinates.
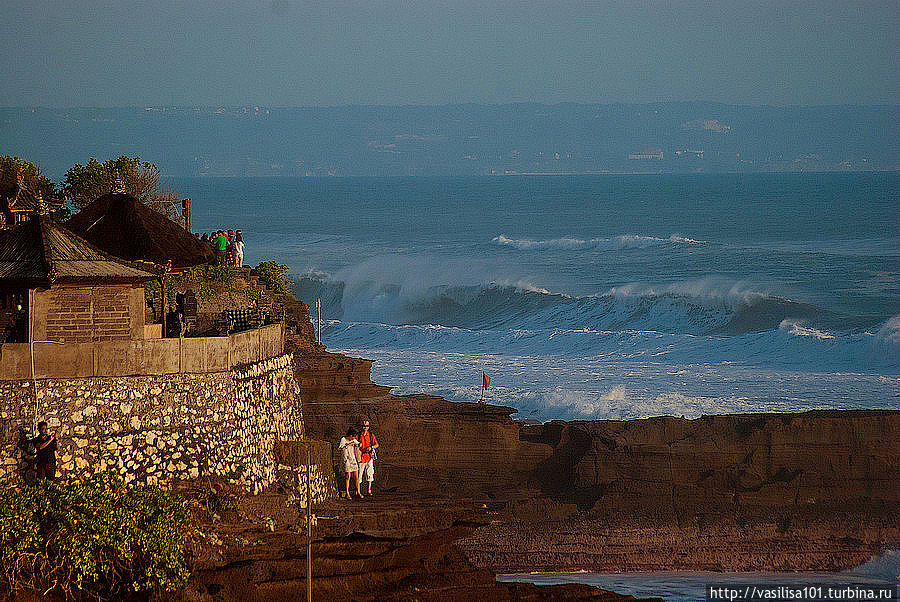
top-left (233, 232), bottom-right (245, 267)
top-left (338, 427), bottom-right (362, 499)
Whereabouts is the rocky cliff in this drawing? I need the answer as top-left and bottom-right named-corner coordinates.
top-left (461, 412), bottom-right (900, 572)
top-left (294, 346), bottom-right (900, 574)
top-left (183, 492), bottom-right (658, 601)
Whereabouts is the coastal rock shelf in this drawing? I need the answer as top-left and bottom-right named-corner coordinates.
top-left (295, 346), bottom-right (900, 574)
top-left (184, 493), bottom-right (658, 601)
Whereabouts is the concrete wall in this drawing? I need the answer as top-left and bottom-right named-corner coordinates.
top-left (0, 324), bottom-right (284, 380)
top-left (33, 284), bottom-right (145, 343)
top-left (0, 353), bottom-right (333, 503)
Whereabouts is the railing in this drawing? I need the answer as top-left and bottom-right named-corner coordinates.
top-left (0, 323), bottom-right (284, 380)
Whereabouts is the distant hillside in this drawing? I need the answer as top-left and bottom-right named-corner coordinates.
top-left (2, 103), bottom-right (897, 178)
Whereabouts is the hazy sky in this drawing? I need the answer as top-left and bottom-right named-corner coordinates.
top-left (1, 1), bottom-right (896, 107)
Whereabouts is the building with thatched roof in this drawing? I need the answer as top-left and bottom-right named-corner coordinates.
top-left (0, 213), bottom-right (162, 344)
top-left (66, 192), bottom-right (213, 269)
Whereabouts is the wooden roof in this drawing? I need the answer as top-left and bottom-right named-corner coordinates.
top-left (66, 193), bottom-right (214, 268)
top-left (1, 184), bottom-right (65, 214)
top-left (0, 214), bottom-right (163, 286)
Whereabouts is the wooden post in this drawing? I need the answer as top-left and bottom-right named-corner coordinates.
top-left (181, 198), bottom-right (191, 232)
top-left (160, 277), bottom-right (166, 338)
top-left (306, 445), bottom-right (313, 602)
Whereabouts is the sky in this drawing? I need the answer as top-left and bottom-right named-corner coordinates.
top-left (1, 0), bottom-right (897, 108)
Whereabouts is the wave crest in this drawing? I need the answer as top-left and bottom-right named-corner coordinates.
top-left (298, 270), bottom-right (855, 337)
top-left (491, 233), bottom-right (705, 251)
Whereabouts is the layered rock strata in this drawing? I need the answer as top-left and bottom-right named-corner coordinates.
top-left (184, 493), bottom-right (659, 601)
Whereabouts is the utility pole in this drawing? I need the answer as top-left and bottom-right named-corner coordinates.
top-left (181, 198), bottom-right (191, 232)
top-left (306, 445), bottom-right (313, 602)
top-left (315, 298), bottom-right (321, 343)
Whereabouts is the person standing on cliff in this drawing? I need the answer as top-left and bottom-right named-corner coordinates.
top-left (214, 231), bottom-right (228, 266)
top-left (233, 231), bottom-right (245, 267)
top-left (32, 421), bottom-right (58, 482)
top-left (339, 427), bottom-right (362, 499)
top-left (357, 419), bottom-right (379, 496)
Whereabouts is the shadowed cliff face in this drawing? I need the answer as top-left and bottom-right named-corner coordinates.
top-left (183, 494), bottom-right (657, 602)
top-left (527, 412), bottom-right (900, 512)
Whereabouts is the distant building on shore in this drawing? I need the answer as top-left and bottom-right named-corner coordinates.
top-left (628, 149), bottom-right (664, 160)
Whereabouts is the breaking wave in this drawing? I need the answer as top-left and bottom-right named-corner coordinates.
top-left (491, 233), bottom-right (705, 251)
top-left (296, 272), bottom-right (856, 336)
top-left (295, 271), bottom-right (899, 374)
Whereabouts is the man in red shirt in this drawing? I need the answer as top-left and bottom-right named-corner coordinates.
top-left (357, 419), bottom-right (379, 496)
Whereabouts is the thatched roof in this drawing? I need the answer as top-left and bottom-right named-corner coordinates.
top-left (66, 193), bottom-right (214, 268)
top-left (0, 214), bottom-right (163, 287)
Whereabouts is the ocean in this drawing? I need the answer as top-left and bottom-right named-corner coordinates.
top-left (177, 173), bottom-right (898, 599)
top-left (177, 173), bottom-right (899, 422)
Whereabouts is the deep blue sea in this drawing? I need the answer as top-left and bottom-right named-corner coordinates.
top-left (176, 173), bottom-right (899, 600)
top-left (177, 173), bottom-right (899, 422)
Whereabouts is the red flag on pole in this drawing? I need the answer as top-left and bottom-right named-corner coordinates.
top-left (482, 372), bottom-right (490, 389)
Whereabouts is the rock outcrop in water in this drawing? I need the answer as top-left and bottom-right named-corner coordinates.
top-left (295, 345), bottom-right (900, 574)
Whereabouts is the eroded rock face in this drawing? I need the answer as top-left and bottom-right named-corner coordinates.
top-left (294, 347), bottom-right (900, 573)
top-left (460, 412), bottom-right (900, 573)
top-left (184, 494), bottom-right (657, 602)
top-left (292, 350), bottom-right (390, 403)
top-left (525, 412), bottom-right (900, 512)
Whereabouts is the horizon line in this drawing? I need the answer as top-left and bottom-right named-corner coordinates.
top-left (3, 101), bottom-right (899, 111)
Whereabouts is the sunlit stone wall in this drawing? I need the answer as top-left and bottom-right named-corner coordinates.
top-left (0, 353), bottom-right (332, 503)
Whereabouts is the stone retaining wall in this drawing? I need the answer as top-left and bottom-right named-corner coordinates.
top-left (0, 353), bottom-right (333, 504)
top-left (0, 324), bottom-right (284, 380)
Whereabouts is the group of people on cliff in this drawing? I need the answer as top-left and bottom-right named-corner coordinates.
top-left (338, 419), bottom-right (379, 499)
top-left (198, 229), bottom-right (245, 267)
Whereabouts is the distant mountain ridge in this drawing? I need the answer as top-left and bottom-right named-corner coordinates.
top-left (2, 102), bottom-right (897, 178)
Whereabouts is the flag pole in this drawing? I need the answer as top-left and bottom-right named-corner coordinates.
top-left (316, 298), bottom-right (321, 343)
top-left (480, 371), bottom-right (486, 404)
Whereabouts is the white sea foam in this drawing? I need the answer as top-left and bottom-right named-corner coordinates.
top-left (779, 319), bottom-right (835, 340)
top-left (490, 233), bottom-right (704, 251)
top-left (605, 277), bottom-right (769, 304)
top-left (327, 342), bottom-right (900, 423)
top-left (846, 549), bottom-right (900, 582)
top-left (876, 315), bottom-right (900, 345)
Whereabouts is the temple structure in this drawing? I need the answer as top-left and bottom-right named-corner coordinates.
top-left (0, 171), bottom-right (66, 229)
top-left (0, 213), bottom-right (162, 344)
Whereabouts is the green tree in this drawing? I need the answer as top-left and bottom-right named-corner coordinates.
top-left (0, 475), bottom-right (193, 599)
top-left (0, 155), bottom-right (57, 203)
top-left (254, 261), bottom-right (293, 294)
top-left (63, 156), bottom-right (181, 220)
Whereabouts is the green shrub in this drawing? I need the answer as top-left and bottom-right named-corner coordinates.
top-left (254, 261), bottom-right (293, 295)
top-left (0, 475), bottom-right (193, 600)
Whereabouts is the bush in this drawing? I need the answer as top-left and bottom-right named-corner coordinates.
top-left (254, 261), bottom-right (293, 295)
top-left (0, 475), bottom-right (193, 600)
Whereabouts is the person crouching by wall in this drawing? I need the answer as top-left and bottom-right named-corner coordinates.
top-left (32, 421), bottom-right (58, 482)
top-left (339, 427), bottom-right (362, 499)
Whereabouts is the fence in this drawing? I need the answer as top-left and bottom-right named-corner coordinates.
top-left (0, 324), bottom-right (284, 380)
